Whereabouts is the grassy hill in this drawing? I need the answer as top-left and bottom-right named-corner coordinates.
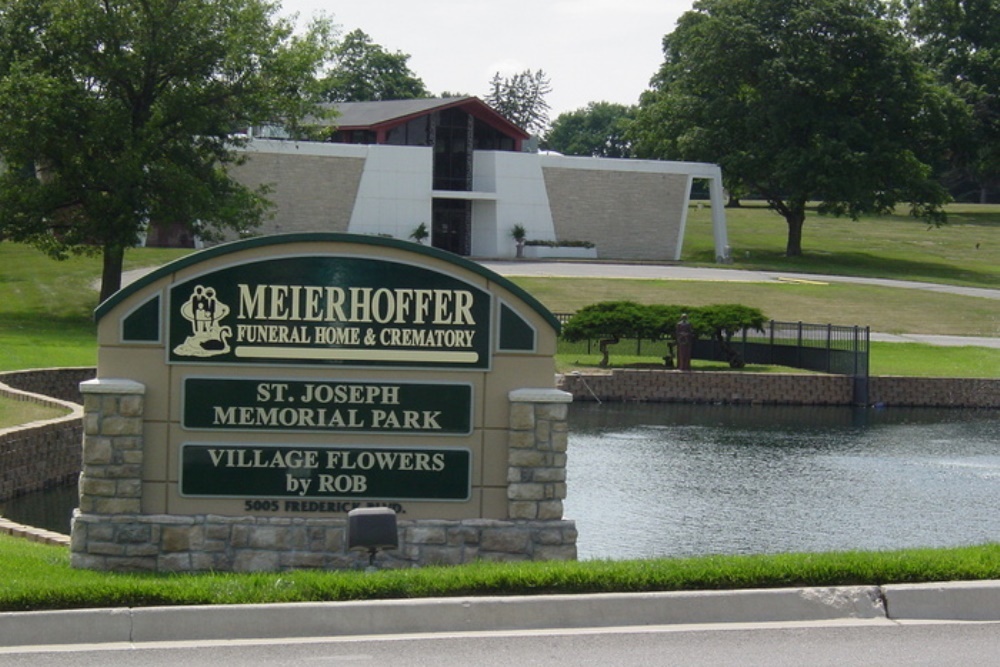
top-left (0, 202), bottom-right (997, 373)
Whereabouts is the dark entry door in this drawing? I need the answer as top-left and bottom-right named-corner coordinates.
top-left (432, 199), bottom-right (471, 255)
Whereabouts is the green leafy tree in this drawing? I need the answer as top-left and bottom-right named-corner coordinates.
top-left (631, 0), bottom-right (960, 256)
top-left (561, 301), bottom-right (766, 369)
top-left (0, 0), bottom-right (334, 301)
top-left (485, 69), bottom-right (552, 135)
top-left (906, 0), bottom-right (1000, 203)
top-left (561, 301), bottom-right (664, 367)
top-left (690, 304), bottom-right (766, 368)
top-left (543, 102), bottom-right (636, 158)
top-left (319, 29), bottom-right (429, 102)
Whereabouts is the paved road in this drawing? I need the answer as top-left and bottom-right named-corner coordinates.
top-left (480, 260), bottom-right (1000, 348)
top-left (4, 621), bottom-right (1000, 666)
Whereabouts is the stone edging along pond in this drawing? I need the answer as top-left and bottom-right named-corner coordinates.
top-left (557, 369), bottom-right (1000, 409)
top-left (0, 367), bottom-right (997, 543)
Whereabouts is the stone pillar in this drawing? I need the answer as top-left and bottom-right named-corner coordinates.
top-left (507, 388), bottom-right (573, 521)
top-left (77, 379), bottom-right (145, 515)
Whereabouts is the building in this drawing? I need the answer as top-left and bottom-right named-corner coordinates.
top-left (227, 97), bottom-right (729, 261)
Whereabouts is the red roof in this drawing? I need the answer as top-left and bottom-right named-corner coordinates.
top-left (325, 97), bottom-right (531, 142)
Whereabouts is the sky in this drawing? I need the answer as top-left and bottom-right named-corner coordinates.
top-left (278, 0), bottom-right (696, 119)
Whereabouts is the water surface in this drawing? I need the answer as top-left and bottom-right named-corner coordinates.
top-left (3, 404), bottom-right (998, 562)
top-left (566, 403), bottom-right (1000, 560)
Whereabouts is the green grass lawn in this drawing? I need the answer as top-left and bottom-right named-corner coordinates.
top-left (518, 277), bottom-right (1000, 337)
top-left (1, 208), bottom-right (999, 610)
top-left (681, 201), bottom-right (1000, 288)
top-left (1, 204), bottom-right (998, 374)
top-left (3, 533), bottom-right (1000, 612)
top-left (0, 396), bottom-right (71, 428)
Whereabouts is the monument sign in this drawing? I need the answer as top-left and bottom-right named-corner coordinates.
top-left (72, 234), bottom-right (576, 571)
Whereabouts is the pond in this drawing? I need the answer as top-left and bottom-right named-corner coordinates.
top-left (3, 404), bottom-right (998, 562)
top-left (566, 403), bottom-right (1000, 560)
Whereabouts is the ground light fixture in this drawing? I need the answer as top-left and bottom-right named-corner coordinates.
top-left (346, 507), bottom-right (399, 570)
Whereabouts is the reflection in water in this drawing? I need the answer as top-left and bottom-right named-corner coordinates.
top-left (566, 404), bottom-right (1000, 560)
top-left (0, 484), bottom-right (77, 534)
top-left (2, 404), bottom-right (998, 562)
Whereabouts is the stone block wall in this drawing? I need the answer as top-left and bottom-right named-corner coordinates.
top-left (507, 389), bottom-right (571, 523)
top-left (558, 370), bottom-right (854, 405)
top-left (543, 167), bottom-right (688, 261)
top-left (0, 368), bottom-right (96, 403)
top-left (70, 514), bottom-right (578, 572)
top-left (558, 370), bottom-right (1000, 408)
top-left (70, 380), bottom-right (577, 572)
top-left (78, 379), bottom-right (144, 516)
top-left (0, 372), bottom-right (84, 501)
top-left (869, 376), bottom-right (1000, 408)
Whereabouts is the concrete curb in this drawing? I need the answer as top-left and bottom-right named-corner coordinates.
top-left (883, 580), bottom-right (1000, 621)
top-left (2, 581), bottom-right (999, 648)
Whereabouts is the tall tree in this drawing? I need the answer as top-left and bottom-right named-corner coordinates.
top-left (543, 102), bottom-right (636, 158)
top-left (319, 29), bottom-right (428, 102)
top-left (906, 0), bottom-right (1000, 203)
top-left (0, 0), bottom-right (334, 301)
top-left (485, 69), bottom-right (552, 135)
top-left (631, 0), bottom-right (960, 256)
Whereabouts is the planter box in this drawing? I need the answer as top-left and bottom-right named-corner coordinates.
top-left (522, 245), bottom-right (597, 259)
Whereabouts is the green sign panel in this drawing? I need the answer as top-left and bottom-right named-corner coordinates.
top-left (167, 255), bottom-right (492, 369)
top-left (181, 444), bottom-right (471, 501)
top-left (183, 378), bottom-right (473, 435)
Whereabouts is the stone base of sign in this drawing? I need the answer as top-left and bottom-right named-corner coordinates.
top-left (69, 513), bottom-right (577, 572)
top-left (71, 379), bottom-right (577, 572)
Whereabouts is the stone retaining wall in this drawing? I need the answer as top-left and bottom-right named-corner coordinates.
top-left (868, 376), bottom-right (1000, 408)
top-left (70, 380), bottom-right (577, 572)
top-left (3, 367), bottom-right (997, 558)
top-left (0, 370), bottom-right (85, 501)
top-left (557, 370), bottom-right (1000, 408)
top-left (0, 368), bottom-right (95, 404)
top-left (70, 514), bottom-right (578, 572)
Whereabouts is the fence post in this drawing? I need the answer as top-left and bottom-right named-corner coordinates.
top-left (769, 320), bottom-right (775, 365)
top-left (797, 322), bottom-right (803, 368)
top-left (851, 325), bottom-right (870, 407)
top-left (826, 323), bottom-right (833, 373)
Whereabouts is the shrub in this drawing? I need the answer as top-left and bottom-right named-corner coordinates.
top-left (561, 302), bottom-right (767, 368)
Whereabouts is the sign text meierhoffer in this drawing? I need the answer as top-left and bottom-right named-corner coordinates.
top-left (168, 256), bottom-right (491, 369)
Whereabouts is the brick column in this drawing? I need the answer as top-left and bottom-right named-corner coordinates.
top-left (78, 378), bottom-right (145, 515)
top-left (507, 388), bottom-right (573, 521)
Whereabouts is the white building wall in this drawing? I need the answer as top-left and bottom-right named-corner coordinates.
top-left (348, 145), bottom-right (433, 242)
top-left (234, 139), bottom-right (728, 262)
top-left (471, 151), bottom-right (556, 258)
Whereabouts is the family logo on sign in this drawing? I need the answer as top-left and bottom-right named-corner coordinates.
top-left (174, 285), bottom-right (233, 357)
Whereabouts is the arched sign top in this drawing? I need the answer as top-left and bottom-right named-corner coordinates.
top-left (95, 233), bottom-right (560, 333)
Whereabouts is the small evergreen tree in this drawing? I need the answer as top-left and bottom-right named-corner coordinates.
top-left (484, 69), bottom-right (552, 134)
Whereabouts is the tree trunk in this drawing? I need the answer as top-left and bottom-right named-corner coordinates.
top-left (784, 208), bottom-right (806, 257)
top-left (598, 335), bottom-right (619, 368)
top-left (99, 245), bottom-right (126, 303)
top-left (717, 334), bottom-right (745, 369)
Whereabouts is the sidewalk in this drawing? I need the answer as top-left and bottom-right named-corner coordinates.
top-left (2, 581), bottom-right (999, 648)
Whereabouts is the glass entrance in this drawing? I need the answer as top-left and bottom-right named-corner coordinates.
top-left (432, 199), bottom-right (471, 255)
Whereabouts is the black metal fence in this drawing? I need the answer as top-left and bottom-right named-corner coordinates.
top-left (692, 320), bottom-right (870, 378)
top-left (556, 313), bottom-right (870, 382)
